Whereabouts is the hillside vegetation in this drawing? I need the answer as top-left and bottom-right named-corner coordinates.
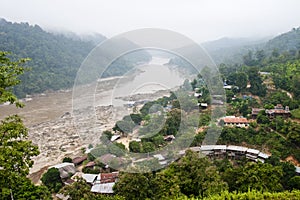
top-left (0, 18), bottom-right (151, 97)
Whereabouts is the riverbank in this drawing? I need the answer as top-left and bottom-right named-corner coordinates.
top-left (0, 56), bottom-right (186, 176)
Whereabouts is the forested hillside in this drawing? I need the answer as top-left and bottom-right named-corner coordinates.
top-left (265, 27), bottom-right (300, 54)
top-left (0, 18), bottom-right (98, 97)
top-left (0, 18), bottom-right (151, 97)
top-left (169, 27), bottom-right (300, 66)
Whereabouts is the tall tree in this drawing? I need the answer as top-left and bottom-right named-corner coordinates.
top-left (0, 51), bottom-right (51, 199)
top-left (235, 72), bottom-right (248, 91)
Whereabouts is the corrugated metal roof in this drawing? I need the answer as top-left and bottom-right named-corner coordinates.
top-left (200, 145), bottom-right (215, 151)
top-left (247, 149), bottom-right (260, 155)
top-left (258, 152), bottom-right (270, 159)
top-left (51, 162), bottom-right (75, 169)
top-left (111, 135), bottom-right (121, 142)
top-left (227, 145), bottom-right (248, 152)
top-left (82, 174), bottom-right (98, 184)
top-left (213, 145), bottom-right (227, 150)
top-left (91, 182), bottom-right (115, 194)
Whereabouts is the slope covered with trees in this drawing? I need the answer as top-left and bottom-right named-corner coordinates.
top-left (0, 18), bottom-right (151, 97)
top-left (0, 18), bottom-right (97, 97)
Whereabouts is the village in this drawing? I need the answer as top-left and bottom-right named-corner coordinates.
top-left (43, 72), bottom-right (300, 199)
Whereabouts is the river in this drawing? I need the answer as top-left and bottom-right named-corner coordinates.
top-left (0, 56), bottom-right (186, 175)
top-left (0, 56), bottom-right (185, 125)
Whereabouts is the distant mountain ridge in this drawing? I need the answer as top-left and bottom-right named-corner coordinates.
top-left (200, 27), bottom-right (300, 64)
top-left (202, 37), bottom-right (270, 64)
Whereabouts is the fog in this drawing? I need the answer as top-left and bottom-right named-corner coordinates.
top-left (1, 0), bottom-right (300, 42)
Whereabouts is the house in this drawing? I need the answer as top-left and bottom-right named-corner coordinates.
top-left (199, 145), bottom-right (226, 157)
top-left (194, 92), bottom-right (202, 98)
top-left (295, 166), bottom-right (300, 175)
top-left (110, 134), bottom-right (121, 142)
top-left (200, 145), bottom-right (215, 156)
top-left (85, 161), bottom-right (96, 168)
top-left (100, 172), bottom-right (119, 183)
top-left (200, 103), bottom-right (208, 109)
top-left (164, 135), bottom-right (175, 141)
top-left (258, 152), bottom-right (270, 163)
top-left (265, 104), bottom-right (291, 119)
top-left (251, 108), bottom-right (264, 119)
top-left (226, 145), bottom-right (248, 159)
top-left (223, 85), bottom-right (232, 90)
top-left (222, 116), bottom-right (249, 128)
top-left (153, 154), bottom-right (167, 165)
top-left (83, 172), bottom-right (119, 194)
top-left (99, 154), bottom-right (116, 166)
top-left (51, 163), bottom-right (76, 179)
top-left (72, 155), bottom-right (88, 166)
top-left (82, 174), bottom-right (98, 184)
top-left (246, 149), bottom-right (260, 161)
top-left (91, 182), bottom-right (115, 194)
top-left (213, 145), bottom-right (227, 157)
top-left (259, 71), bottom-right (271, 75)
top-left (64, 179), bottom-right (75, 186)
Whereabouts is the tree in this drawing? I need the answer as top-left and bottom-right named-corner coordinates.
top-left (235, 162), bottom-right (283, 192)
top-left (41, 167), bottom-right (63, 192)
top-left (60, 177), bottom-right (125, 200)
top-left (0, 51), bottom-right (50, 199)
top-left (257, 112), bottom-right (270, 124)
top-left (243, 50), bottom-right (255, 66)
top-left (2, 175), bottom-right (51, 200)
top-left (129, 141), bottom-right (142, 153)
top-left (59, 177), bottom-right (94, 200)
top-left (142, 142), bottom-right (155, 153)
top-left (114, 172), bottom-right (155, 199)
top-left (113, 120), bottom-right (135, 136)
top-left (255, 49), bottom-right (266, 64)
top-left (287, 176), bottom-right (300, 190)
top-left (0, 51), bottom-right (29, 106)
top-left (235, 72), bottom-right (248, 91)
top-left (170, 150), bottom-right (227, 197)
top-left (63, 157), bottom-right (73, 163)
top-left (129, 113), bottom-right (143, 125)
top-left (248, 67), bottom-right (267, 97)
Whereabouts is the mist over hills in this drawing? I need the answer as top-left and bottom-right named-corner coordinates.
top-left (1, 17), bottom-right (300, 97)
top-left (0, 18), bottom-right (150, 97)
top-left (202, 27), bottom-right (300, 64)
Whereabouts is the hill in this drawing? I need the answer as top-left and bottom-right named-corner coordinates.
top-left (202, 37), bottom-right (269, 64)
top-left (265, 27), bottom-right (300, 54)
top-left (0, 18), bottom-right (151, 97)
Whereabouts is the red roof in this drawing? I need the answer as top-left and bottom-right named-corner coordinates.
top-left (223, 117), bottom-right (249, 124)
top-left (100, 172), bottom-right (119, 183)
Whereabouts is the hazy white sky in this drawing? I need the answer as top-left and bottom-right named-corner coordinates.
top-left (1, 0), bottom-right (300, 42)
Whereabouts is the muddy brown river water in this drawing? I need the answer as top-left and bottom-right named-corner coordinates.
top-left (0, 57), bottom-right (186, 175)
